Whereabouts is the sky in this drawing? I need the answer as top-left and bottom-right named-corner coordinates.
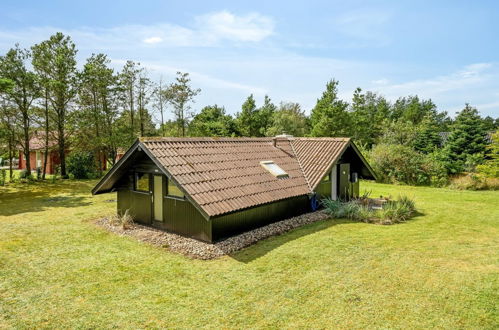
top-left (1, 0), bottom-right (498, 119)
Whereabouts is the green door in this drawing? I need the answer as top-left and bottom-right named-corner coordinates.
top-left (153, 175), bottom-right (163, 221)
top-left (338, 163), bottom-right (351, 201)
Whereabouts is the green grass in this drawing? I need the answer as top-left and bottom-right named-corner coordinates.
top-left (1, 180), bottom-right (498, 328)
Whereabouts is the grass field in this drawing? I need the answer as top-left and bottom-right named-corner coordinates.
top-left (0, 180), bottom-right (498, 328)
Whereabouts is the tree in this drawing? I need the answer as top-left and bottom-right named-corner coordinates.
top-left (477, 131), bottom-right (499, 177)
top-left (350, 88), bottom-right (390, 147)
top-left (163, 72), bottom-right (200, 137)
top-left (189, 105), bottom-right (237, 137)
top-left (118, 60), bottom-right (141, 138)
top-left (236, 94), bottom-right (259, 137)
top-left (443, 104), bottom-right (488, 173)
top-left (31, 33), bottom-right (79, 178)
top-left (256, 95), bottom-right (276, 136)
top-left (0, 45), bottom-right (40, 177)
top-left (0, 99), bottom-right (17, 180)
top-left (413, 116), bottom-right (442, 154)
top-left (481, 116), bottom-right (498, 131)
top-left (77, 53), bottom-right (118, 173)
top-left (310, 79), bottom-right (351, 137)
top-left (153, 76), bottom-right (168, 136)
top-left (266, 102), bottom-right (309, 137)
top-left (136, 70), bottom-right (152, 137)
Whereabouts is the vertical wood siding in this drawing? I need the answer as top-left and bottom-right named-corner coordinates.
top-left (211, 196), bottom-right (310, 241)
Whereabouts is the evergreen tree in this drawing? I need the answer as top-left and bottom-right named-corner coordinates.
top-left (413, 116), bottom-right (442, 154)
top-left (310, 79), bottom-right (351, 137)
top-left (256, 95), bottom-right (276, 136)
top-left (30, 33), bottom-right (79, 178)
top-left (443, 104), bottom-right (488, 173)
top-left (350, 88), bottom-right (389, 147)
top-left (236, 94), bottom-right (259, 136)
top-left (0, 45), bottom-right (40, 177)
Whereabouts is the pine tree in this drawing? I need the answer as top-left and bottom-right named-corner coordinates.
top-left (236, 94), bottom-right (258, 137)
top-left (443, 104), bottom-right (487, 173)
top-left (310, 79), bottom-right (351, 137)
top-left (413, 116), bottom-right (442, 154)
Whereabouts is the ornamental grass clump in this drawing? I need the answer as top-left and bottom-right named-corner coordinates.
top-left (109, 209), bottom-right (134, 230)
top-left (322, 195), bottom-right (416, 225)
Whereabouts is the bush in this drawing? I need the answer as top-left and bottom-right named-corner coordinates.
top-left (450, 174), bottom-right (499, 191)
top-left (369, 143), bottom-right (448, 186)
top-left (67, 151), bottom-right (97, 179)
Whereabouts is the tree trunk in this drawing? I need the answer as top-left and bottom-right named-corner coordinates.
top-left (42, 89), bottom-right (49, 180)
top-left (8, 137), bottom-right (13, 180)
top-left (58, 121), bottom-right (67, 178)
top-left (23, 115), bottom-right (31, 177)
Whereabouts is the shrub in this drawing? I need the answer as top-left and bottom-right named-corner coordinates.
top-left (369, 143), bottom-right (448, 186)
top-left (67, 151), bottom-right (97, 179)
top-left (450, 174), bottom-right (499, 191)
top-left (110, 209), bottom-right (134, 230)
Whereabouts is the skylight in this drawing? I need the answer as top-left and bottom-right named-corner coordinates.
top-left (260, 161), bottom-right (289, 178)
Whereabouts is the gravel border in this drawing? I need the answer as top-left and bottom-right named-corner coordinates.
top-left (95, 210), bottom-right (331, 260)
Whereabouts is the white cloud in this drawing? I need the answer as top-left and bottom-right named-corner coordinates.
top-left (143, 36), bottom-right (163, 44)
top-left (196, 11), bottom-right (274, 42)
top-left (0, 10), bottom-right (274, 50)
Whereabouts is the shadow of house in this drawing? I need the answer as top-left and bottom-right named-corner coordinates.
top-left (229, 218), bottom-right (355, 263)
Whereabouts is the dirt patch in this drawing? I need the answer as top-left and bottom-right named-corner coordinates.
top-left (96, 210), bottom-right (330, 260)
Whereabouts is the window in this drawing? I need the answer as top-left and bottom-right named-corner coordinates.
top-left (260, 161), bottom-right (289, 178)
top-left (322, 173), bottom-right (330, 182)
top-left (135, 172), bottom-right (150, 192)
top-left (168, 179), bottom-right (184, 198)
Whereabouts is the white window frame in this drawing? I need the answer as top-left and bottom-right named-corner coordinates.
top-left (260, 160), bottom-right (289, 178)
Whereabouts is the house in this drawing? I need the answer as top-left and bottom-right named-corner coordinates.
top-left (18, 132), bottom-right (117, 174)
top-left (92, 136), bottom-right (376, 242)
top-left (18, 133), bottom-right (61, 174)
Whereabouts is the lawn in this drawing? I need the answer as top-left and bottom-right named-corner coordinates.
top-left (0, 180), bottom-right (498, 328)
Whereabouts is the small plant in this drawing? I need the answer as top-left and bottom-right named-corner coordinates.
top-left (110, 209), bottom-right (134, 230)
top-left (397, 195), bottom-right (416, 213)
top-left (380, 201), bottom-right (412, 224)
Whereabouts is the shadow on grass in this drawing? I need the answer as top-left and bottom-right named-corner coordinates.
top-left (229, 218), bottom-right (355, 263)
top-left (0, 181), bottom-right (94, 216)
top-left (229, 211), bottom-right (426, 263)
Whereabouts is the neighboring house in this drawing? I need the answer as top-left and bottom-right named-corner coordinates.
top-left (92, 136), bottom-right (376, 242)
top-left (18, 134), bottom-right (61, 174)
top-left (18, 133), bottom-right (114, 174)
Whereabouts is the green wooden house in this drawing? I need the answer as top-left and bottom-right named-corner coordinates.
top-left (92, 136), bottom-right (376, 242)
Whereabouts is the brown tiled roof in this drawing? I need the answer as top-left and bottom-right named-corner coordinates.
top-left (140, 137), bottom-right (351, 217)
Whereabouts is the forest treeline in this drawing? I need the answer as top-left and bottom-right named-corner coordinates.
top-left (0, 32), bottom-right (498, 186)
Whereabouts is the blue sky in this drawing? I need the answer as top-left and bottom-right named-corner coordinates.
top-left (1, 0), bottom-right (498, 118)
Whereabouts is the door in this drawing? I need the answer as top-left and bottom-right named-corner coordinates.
top-left (338, 163), bottom-right (351, 201)
top-left (331, 165), bottom-right (338, 200)
top-left (153, 175), bottom-right (163, 221)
